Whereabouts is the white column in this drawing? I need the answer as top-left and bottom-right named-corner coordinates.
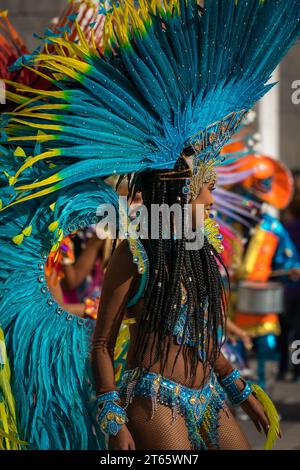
top-left (258, 66), bottom-right (280, 160)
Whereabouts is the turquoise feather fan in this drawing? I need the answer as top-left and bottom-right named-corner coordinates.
top-left (0, 180), bottom-right (118, 449)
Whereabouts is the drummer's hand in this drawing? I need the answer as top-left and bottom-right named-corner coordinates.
top-left (289, 268), bottom-right (300, 282)
top-left (239, 331), bottom-right (254, 350)
top-left (240, 393), bottom-right (282, 439)
top-left (232, 327), bottom-right (254, 350)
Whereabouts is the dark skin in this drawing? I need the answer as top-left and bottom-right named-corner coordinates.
top-left (93, 182), bottom-right (280, 450)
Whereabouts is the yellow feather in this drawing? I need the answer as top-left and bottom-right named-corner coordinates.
top-left (75, 20), bottom-right (90, 52)
top-left (34, 54), bottom-right (90, 75)
top-left (90, 30), bottom-right (97, 50)
top-left (11, 112), bottom-right (62, 122)
top-left (114, 321), bottom-right (131, 384)
top-left (3, 79), bottom-right (65, 99)
top-left (15, 168), bottom-right (60, 190)
top-left (251, 384), bottom-right (280, 450)
top-left (0, 186), bottom-right (57, 212)
top-left (56, 38), bottom-right (67, 58)
top-left (4, 91), bottom-right (27, 105)
top-left (12, 94), bottom-right (52, 114)
top-left (10, 117), bottom-right (61, 131)
top-left (14, 104), bottom-right (67, 113)
top-left (12, 234), bottom-right (24, 245)
top-left (22, 226), bottom-right (32, 237)
top-left (23, 65), bottom-right (56, 85)
top-left (0, 329), bottom-right (26, 449)
top-left (51, 243), bottom-right (60, 252)
top-left (53, 73), bottom-right (67, 81)
top-left (8, 134), bottom-right (57, 143)
top-left (102, 0), bottom-right (181, 47)
top-left (0, 186), bottom-right (58, 212)
top-left (44, 36), bottom-right (90, 61)
top-left (48, 220), bottom-right (60, 232)
top-left (13, 147), bottom-right (26, 158)
top-left (57, 229), bottom-right (64, 242)
top-left (11, 149), bottom-right (60, 185)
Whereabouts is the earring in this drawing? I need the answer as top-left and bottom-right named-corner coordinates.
top-left (182, 178), bottom-right (191, 196)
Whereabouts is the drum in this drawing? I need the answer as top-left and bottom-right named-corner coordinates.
top-left (236, 281), bottom-right (284, 314)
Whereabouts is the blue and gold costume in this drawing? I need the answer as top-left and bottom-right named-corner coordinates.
top-left (117, 238), bottom-right (227, 449)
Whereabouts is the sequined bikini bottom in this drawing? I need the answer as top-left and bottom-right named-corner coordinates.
top-left (119, 367), bottom-right (227, 450)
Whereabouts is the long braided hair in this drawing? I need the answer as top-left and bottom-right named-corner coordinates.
top-left (117, 155), bottom-right (228, 387)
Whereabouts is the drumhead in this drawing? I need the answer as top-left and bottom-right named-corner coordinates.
top-left (236, 281), bottom-right (284, 314)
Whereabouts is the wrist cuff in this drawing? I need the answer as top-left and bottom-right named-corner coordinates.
top-left (95, 391), bottom-right (127, 436)
top-left (219, 369), bottom-right (252, 405)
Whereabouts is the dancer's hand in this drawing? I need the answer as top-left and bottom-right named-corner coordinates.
top-left (240, 393), bottom-right (282, 438)
top-left (240, 393), bottom-right (270, 435)
top-left (108, 424), bottom-right (136, 450)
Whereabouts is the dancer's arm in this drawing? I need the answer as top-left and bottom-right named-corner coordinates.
top-left (213, 350), bottom-right (273, 437)
top-left (91, 239), bottom-right (137, 395)
top-left (213, 349), bottom-right (235, 379)
top-left (91, 240), bottom-right (138, 450)
top-left (47, 274), bottom-right (86, 316)
top-left (62, 234), bottom-right (104, 290)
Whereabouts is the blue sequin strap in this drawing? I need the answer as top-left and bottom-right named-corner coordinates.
top-left (219, 369), bottom-right (252, 406)
top-left (95, 391), bottom-right (128, 436)
top-left (126, 237), bottom-right (149, 308)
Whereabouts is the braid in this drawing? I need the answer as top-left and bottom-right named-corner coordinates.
top-left (123, 159), bottom-right (227, 387)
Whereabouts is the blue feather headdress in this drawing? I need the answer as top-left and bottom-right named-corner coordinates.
top-left (1, 0), bottom-right (300, 210)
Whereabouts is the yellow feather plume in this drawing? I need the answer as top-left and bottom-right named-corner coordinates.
top-left (251, 384), bottom-right (281, 450)
top-left (0, 328), bottom-right (26, 449)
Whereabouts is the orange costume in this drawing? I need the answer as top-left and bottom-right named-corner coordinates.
top-left (234, 156), bottom-right (294, 338)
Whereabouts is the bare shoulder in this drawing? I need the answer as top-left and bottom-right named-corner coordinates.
top-left (110, 239), bottom-right (134, 264)
top-left (106, 239), bottom-right (137, 279)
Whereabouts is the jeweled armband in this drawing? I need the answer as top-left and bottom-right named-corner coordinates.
top-left (95, 391), bottom-right (128, 436)
top-left (219, 369), bottom-right (252, 406)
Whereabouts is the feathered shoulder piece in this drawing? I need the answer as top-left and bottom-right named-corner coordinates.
top-left (1, 0), bottom-right (300, 211)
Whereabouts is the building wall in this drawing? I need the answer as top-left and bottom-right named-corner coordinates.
top-left (1, 0), bottom-right (66, 49)
top-left (280, 43), bottom-right (300, 170)
top-left (1, 0), bottom-right (300, 169)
